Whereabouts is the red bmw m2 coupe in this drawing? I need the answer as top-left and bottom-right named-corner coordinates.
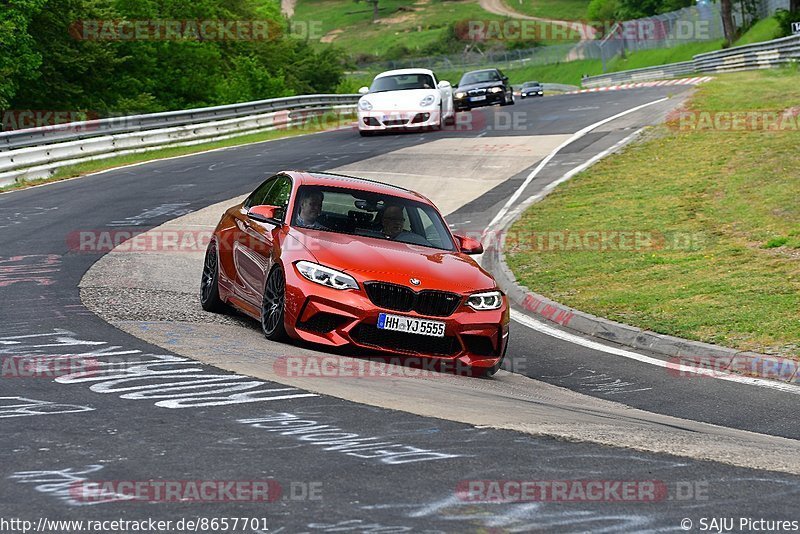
top-left (200, 171), bottom-right (509, 376)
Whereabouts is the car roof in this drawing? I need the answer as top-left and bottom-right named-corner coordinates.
top-left (375, 68), bottom-right (435, 78)
top-left (462, 68), bottom-right (500, 75)
top-left (284, 171), bottom-right (432, 203)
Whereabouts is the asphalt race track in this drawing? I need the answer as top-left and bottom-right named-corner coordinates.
top-left (2, 87), bottom-right (799, 533)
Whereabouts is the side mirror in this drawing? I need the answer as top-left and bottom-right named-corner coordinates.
top-left (438, 80), bottom-right (451, 89)
top-left (454, 234), bottom-right (484, 255)
top-left (358, 86), bottom-right (369, 95)
top-left (248, 205), bottom-right (283, 225)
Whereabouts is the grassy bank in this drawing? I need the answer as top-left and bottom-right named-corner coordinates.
top-left (505, 0), bottom-right (588, 20)
top-left (505, 67), bottom-right (800, 357)
top-left (1, 112), bottom-right (356, 193)
top-left (293, 0), bottom-right (582, 58)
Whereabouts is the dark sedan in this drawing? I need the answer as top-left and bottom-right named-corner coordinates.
top-left (453, 68), bottom-right (514, 111)
top-left (520, 81), bottom-right (544, 98)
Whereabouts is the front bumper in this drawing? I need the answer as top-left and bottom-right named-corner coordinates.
top-left (283, 266), bottom-right (509, 370)
top-left (358, 109), bottom-right (440, 132)
top-left (454, 91), bottom-right (505, 110)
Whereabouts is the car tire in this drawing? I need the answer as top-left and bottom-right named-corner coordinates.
top-left (444, 107), bottom-right (456, 125)
top-left (433, 104), bottom-right (444, 131)
top-left (501, 93), bottom-right (514, 106)
top-left (200, 243), bottom-right (226, 313)
top-left (261, 266), bottom-right (289, 341)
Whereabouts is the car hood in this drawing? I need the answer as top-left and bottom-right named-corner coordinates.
top-left (456, 81), bottom-right (504, 92)
top-left (290, 228), bottom-right (497, 293)
top-left (360, 89), bottom-right (439, 111)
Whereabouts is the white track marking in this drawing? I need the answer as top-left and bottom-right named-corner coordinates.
top-left (511, 310), bottom-right (800, 395)
top-left (486, 97), bottom-right (668, 232)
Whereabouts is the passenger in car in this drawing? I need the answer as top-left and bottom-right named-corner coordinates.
top-left (378, 204), bottom-right (431, 246)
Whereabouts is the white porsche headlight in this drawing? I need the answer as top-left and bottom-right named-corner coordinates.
top-left (296, 261), bottom-right (358, 290)
top-left (359, 99), bottom-right (373, 111)
top-left (466, 291), bottom-right (503, 311)
top-left (420, 95), bottom-right (436, 107)
top-left (489, 86), bottom-right (503, 93)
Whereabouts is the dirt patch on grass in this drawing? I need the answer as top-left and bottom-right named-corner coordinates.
top-left (320, 29), bottom-right (343, 43)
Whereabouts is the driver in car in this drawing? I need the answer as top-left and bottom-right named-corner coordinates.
top-left (295, 190), bottom-right (329, 230)
top-left (378, 204), bottom-right (431, 246)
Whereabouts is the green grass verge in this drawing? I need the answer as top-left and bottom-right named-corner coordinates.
top-left (501, 0), bottom-right (588, 20)
top-left (504, 67), bottom-right (800, 357)
top-left (734, 16), bottom-right (782, 46)
top-left (605, 40), bottom-right (724, 71)
top-left (1, 112), bottom-right (356, 193)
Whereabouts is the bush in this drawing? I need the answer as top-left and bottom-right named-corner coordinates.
top-left (775, 9), bottom-right (800, 37)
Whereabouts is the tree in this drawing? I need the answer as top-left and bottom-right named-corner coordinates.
top-left (720, 0), bottom-right (736, 45)
top-left (587, 0), bottom-right (620, 37)
top-left (0, 0), bottom-right (47, 110)
top-left (354, 0), bottom-right (380, 22)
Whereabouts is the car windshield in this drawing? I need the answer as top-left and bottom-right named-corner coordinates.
top-left (292, 185), bottom-right (456, 251)
top-left (370, 73), bottom-right (436, 93)
top-left (459, 70), bottom-right (501, 85)
top-left (523, 82), bottom-right (541, 87)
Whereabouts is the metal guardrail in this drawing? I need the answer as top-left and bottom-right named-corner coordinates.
top-left (0, 95), bottom-right (359, 187)
top-left (0, 94), bottom-right (359, 151)
top-left (582, 61), bottom-right (696, 88)
top-left (582, 34), bottom-right (800, 87)
top-left (692, 33), bottom-right (800, 72)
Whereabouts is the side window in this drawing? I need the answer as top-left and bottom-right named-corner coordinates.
top-left (262, 176), bottom-right (292, 219)
top-left (417, 207), bottom-right (445, 248)
top-left (244, 177), bottom-right (277, 209)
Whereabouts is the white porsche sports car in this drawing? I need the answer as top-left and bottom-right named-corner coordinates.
top-left (357, 68), bottom-right (456, 136)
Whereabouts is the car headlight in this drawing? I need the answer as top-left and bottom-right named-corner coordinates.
top-left (489, 86), bottom-right (503, 93)
top-left (295, 261), bottom-right (358, 290)
top-left (455, 91), bottom-right (466, 99)
top-left (466, 291), bottom-right (503, 310)
top-left (420, 95), bottom-right (436, 107)
top-left (359, 99), bottom-right (373, 111)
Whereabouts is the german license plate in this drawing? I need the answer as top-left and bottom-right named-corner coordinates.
top-left (470, 95), bottom-right (486, 102)
top-left (377, 313), bottom-right (445, 337)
